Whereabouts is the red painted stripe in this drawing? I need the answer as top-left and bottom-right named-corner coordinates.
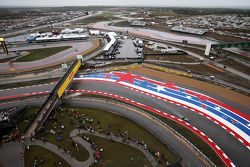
top-left (74, 79), bottom-right (250, 147)
top-left (126, 72), bottom-right (250, 121)
top-left (208, 98), bottom-right (250, 120)
top-left (0, 88), bottom-right (236, 166)
top-left (0, 92), bottom-right (49, 100)
top-left (67, 89), bottom-right (235, 167)
top-left (185, 89), bottom-right (250, 121)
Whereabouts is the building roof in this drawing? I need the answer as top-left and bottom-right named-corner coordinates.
top-left (103, 32), bottom-right (117, 51)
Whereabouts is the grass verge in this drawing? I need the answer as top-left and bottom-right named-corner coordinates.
top-left (0, 57), bottom-right (15, 63)
top-left (76, 12), bottom-right (120, 25)
top-left (36, 108), bottom-right (90, 162)
top-left (17, 106), bottom-right (40, 134)
top-left (15, 46), bottom-right (71, 62)
top-left (220, 58), bottom-right (250, 75)
top-left (37, 106), bottom-right (179, 165)
top-left (86, 134), bottom-right (151, 167)
top-left (0, 78), bottom-right (58, 90)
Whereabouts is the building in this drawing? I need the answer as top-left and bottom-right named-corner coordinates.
top-left (103, 32), bottom-right (118, 58)
top-left (61, 28), bottom-right (87, 34)
top-left (26, 28), bottom-right (89, 43)
top-left (89, 30), bottom-right (101, 36)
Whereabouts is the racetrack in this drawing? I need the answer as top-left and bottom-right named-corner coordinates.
top-left (0, 71), bottom-right (249, 166)
top-left (0, 39), bottom-right (100, 74)
top-left (90, 21), bottom-right (217, 45)
top-left (64, 98), bottom-right (208, 167)
top-left (131, 66), bottom-right (250, 109)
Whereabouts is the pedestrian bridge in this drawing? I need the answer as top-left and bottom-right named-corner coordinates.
top-left (24, 59), bottom-right (82, 137)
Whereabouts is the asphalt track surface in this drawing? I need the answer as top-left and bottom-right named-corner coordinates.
top-left (0, 74), bottom-right (250, 167)
top-left (0, 40), bottom-right (94, 74)
top-left (91, 21), bottom-right (217, 45)
top-left (64, 98), bottom-right (208, 167)
top-left (0, 97), bottom-right (207, 167)
top-left (71, 81), bottom-right (250, 166)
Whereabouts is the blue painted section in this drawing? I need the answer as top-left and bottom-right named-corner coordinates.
top-left (26, 35), bottom-right (39, 43)
top-left (76, 72), bottom-right (250, 136)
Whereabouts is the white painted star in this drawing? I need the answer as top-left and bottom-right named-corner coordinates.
top-left (215, 107), bottom-right (221, 111)
top-left (157, 85), bottom-right (166, 92)
top-left (186, 95), bottom-right (192, 99)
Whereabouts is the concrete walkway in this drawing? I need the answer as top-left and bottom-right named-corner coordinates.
top-left (70, 129), bottom-right (158, 167)
top-left (0, 141), bottom-right (24, 167)
top-left (24, 127), bottom-right (158, 167)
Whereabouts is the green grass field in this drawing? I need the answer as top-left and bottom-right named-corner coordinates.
top-left (36, 109), bottom-right (90, 162)
top-left (88, 135), bottom-right (151, 167)
top-left (17, 107), bottom-right (39, 133)
top-left (15, 46), bottom-right (71, 62)
top-left (76, 12), bottom-right (120, 25)
top-left (0, 78), bottom-right (58, 90)
top-left (69, 107), bottom-right (178, 162)
top-left (79, 95), bottom-right (226, 167)
top-left (25, 146), bottom-right (71, 167)
top-left (36, 107), bottom-right (178, 165)
top-left (112, 20), bottom-right (130, 27)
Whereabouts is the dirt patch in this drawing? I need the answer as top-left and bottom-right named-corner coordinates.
top-left (145, 55), bottom-right (197, 63)
top-left (130, 67), bottom-right (250, 109)
top-left (179, 64), bottom-right (250, 89)
top-left (204, 32), bottom-right (248, 42)
top-left (182, 64), bottom-right (224, 75)
top-left (220, 59), bottom-right (250, 75)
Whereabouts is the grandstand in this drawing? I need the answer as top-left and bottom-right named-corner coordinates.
top-left (171, 26), bottom-right (208, 35)
top-left (61, 28), bottom-right (87, 34)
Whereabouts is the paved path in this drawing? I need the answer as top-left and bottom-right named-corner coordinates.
top-left (214, 62), bottom-right (250, 80)
top-left (0, 141), bottom-right (24, 167)
top-left (227, 57), bottom-right (250, 67)
top-left (65, 99), bottom-right (209, 167)
top-left (24, 127), bottom-right (158, 167)
top-left (25, 138), bottom-right (95, 167)
top-left (70, 129), bottom-right (158, 167)
top-left (0, 40), bottom-right (95, 74)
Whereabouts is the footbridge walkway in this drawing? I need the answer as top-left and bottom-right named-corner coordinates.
top-left (24, 59), bottom-right (82, 137)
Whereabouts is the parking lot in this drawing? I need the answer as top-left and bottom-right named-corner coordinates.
top-left (116, 38), bottom-right (142, 59)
